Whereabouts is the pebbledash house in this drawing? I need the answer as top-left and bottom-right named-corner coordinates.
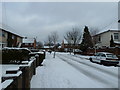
top-left (92, 30), bottom-right (120, 48)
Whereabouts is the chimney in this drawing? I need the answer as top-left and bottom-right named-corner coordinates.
top-left (34, 38), bottom-right (36, 49)
top-left (61, 40), bottom-right (64, 48)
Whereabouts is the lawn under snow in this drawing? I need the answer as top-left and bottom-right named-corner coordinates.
top-left (31, 52), bottom-right (118, 88)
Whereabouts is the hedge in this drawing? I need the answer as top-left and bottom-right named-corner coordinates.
top-left (2, 48), bottom-right (31, 64)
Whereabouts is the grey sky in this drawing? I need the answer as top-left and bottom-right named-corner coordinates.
top-left (1, 2), bottom-right (118, 43)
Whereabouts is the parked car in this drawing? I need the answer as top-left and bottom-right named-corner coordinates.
top-left (89, 52), bottom-right (119, 66)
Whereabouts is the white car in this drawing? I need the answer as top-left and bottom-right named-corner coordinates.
top-left (89, 52), bottom-right (119, 66)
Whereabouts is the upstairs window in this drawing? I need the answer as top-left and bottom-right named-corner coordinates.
top-left (114, 33), bottom-right (119, 40)
top-left (2, 31), bottom-right (5, 37)
top-left (12, 35), bottom-right (15, 39)
top-left (98, 36), bottom-right (101, 42)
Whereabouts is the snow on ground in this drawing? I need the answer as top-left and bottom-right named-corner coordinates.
top-left (57, 53), bottom-right (118, 88)
top-left (31, 52), bottom-right (119, 88)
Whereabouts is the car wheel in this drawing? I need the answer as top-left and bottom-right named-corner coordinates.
top-left (90, 58), bottom-right (93, 62)
top-left (100, 60), bottom-right (103, 65)
top-left (114, 65), bottom-right (117, 67)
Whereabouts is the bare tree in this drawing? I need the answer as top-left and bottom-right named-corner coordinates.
top-left (51, 31), bottom-right (59, 45)
top-left (64, 31), bottom-right (73, 54)
top-left (89, 27), bottom-right (100, 46)
top-left (64, 27), bottom-right (82, 54)
top-left (89, 27), bottom-right (100, 36)
top-left (37, 41), bottom-right (43, 48)
top-left (51, 31), bottom-right (59, 58)
top-left (72, 27), bottom-right (82, 46)
top-left (47, 35), bottom-right (53, 48)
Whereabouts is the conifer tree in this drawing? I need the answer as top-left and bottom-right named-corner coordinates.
top-left (80, 26), bottom-right (93, 52)
top-left (110, 35), bottom-right (115, 47)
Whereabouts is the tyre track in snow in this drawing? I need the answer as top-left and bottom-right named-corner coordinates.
top-left (57, 54), bottom-right (118, 88)
top-left (61, 54), bottom-right (118, 78)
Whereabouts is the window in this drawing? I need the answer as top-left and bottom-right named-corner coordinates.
top-left (96, 53), bottom-right (101, 56)
top-left (25, 43), bottom-right (29, 45)
top-left (106, 54), bottom-right (117, 59)
top-left (101, 54), bottom-right (106, 57)
top-left (2, 31), bottom-right (5, 37)
top-left (114, 33), bottom-right (119, 40)
top-left (12, 35), bottom-right (15, 39)
top-left (98, 36), bottom-right (101, 42)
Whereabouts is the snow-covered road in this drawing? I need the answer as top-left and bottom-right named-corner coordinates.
top-left (31, 52), bottom-right (119, 88)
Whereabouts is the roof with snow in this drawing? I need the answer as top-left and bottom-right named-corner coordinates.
top-left (23, 38), bottom-right (34, 43)
top-left (58, 46), bottom-right (62, 48)
top-left (44, 46), bottom-right (54, 48)
top-left (44, 46), bottom-right (50, 48)
top-left (93, 30), bottom-right (120, 36)
top-left (0, 23), bottom-right (23, 38)
top-left (93, 20), bottom-right (119, 36)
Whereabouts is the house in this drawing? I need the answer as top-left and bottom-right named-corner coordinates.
top-left (61, 39), bottom-right (80, 52)
top-left (92, 30), bottom-right (120, 48)
top-left (0, 28), bottom-right (23, 48)
top-left (21, 37), bottom-right (36, 49)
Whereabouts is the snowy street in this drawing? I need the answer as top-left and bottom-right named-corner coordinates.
top-left (31, 52), bottom-right (118, 88)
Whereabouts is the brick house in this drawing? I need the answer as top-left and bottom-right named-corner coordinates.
top-left (21, 37), bottom-right (36, 49)
top-left (0, 28), bottom-right (23, 48)
top-left (61, 39), bottom-right (80, 52)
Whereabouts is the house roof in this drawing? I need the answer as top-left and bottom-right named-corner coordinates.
top-left (93, 30), bottom-right (120, 37)
top-left (93, 20), bottom-right (120, 37)
top-left (23, 38), bottom-right (34, 43)
top-left (44, 46), bottom-right (50, 48)
top-left (43, 46), bottom-right (54, 48)
top-left (0, 23), bottom-right (23, 38)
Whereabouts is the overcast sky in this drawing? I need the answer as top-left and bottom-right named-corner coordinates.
top-left (1, 2), bottom-right (118, 43)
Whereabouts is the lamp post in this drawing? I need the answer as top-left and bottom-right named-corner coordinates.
top-left (94, 44), bottom-right (98, 54)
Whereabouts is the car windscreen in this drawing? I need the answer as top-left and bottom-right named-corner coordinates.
top-left (106, 54), bottom-right (117, 59)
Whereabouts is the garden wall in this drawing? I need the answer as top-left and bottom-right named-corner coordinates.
top-left (1, 48), bottom-right (46, 90)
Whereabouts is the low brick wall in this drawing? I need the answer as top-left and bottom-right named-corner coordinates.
top-left (2, 51), bottom-right (46, 90)
top-left (2, 71), bottom-right (23, 90)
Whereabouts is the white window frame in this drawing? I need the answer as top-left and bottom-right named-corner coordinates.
top-left (114, 33), bottom-right (119, 40)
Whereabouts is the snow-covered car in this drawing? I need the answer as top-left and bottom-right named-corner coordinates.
top-left (89, 52), bottom-right (119, 66)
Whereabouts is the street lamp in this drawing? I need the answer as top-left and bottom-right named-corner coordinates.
top-left (94, 44), bottom-right (98, 54)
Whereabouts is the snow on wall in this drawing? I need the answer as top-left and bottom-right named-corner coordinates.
top-left (2, 79), bottom-right (13, 89)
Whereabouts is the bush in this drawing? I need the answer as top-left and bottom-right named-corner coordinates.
top-left (2, 48), bottom-right (31, 64)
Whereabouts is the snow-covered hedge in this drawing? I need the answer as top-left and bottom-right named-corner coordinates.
top-left (2, 48), bottom-right (31, 64)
